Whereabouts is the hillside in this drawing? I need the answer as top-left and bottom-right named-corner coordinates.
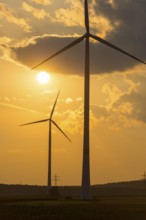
top-left (0, 180), bottom-right (146, 197)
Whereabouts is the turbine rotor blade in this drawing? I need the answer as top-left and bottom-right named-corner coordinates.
top-left (85, 0), bottom-right (89, 33)
top-left (32, 34), bottom-right (86, 70)
top-left (90, 34), bottom-right (146, 65)
top-left (51, 120), bottom-right (71, 142)
top-left (50, 90), bottom-right (60, 118)
top-left (20, 118), bottom-right (49, 126)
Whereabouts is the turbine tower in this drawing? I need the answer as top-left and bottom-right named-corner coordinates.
top-left (31, 1), bottom-right (145, 199)
top-left (20, 91), bottom-right (71, 192)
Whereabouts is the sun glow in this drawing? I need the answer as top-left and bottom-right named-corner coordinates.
top-left (37, 71), bottom-right (50, 84)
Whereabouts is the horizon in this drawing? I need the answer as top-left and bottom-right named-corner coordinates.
top-left (0, 176), bottom-right (145, 187)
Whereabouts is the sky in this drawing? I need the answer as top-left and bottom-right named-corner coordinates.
top-left (0, 0), bottom-right (146, 186)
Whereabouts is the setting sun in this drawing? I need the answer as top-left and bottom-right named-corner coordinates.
top-left (37, 71), bottom-right (50, 84)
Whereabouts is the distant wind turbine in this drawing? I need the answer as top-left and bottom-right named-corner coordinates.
top-left (31, 0), bottom-right (145, 199)
top-left (20, 91), bottom-right (71, 192)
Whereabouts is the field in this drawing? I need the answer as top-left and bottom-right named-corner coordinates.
top-left (0, 196), bottom-right (146, 220)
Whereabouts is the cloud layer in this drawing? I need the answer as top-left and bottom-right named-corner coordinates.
top-left (0, 0), bottom-right (146, 74)
top-left (3, 0), bottom-right (143, 75)
top-left (13, 33), bottom-right (146, 75)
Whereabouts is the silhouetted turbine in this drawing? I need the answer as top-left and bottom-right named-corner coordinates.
top-left (20, 91), bottom-right (71, 192)
top-left (31, 0), bottom-right (145, 199)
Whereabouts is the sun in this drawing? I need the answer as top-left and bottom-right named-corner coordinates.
top-left (37, 71), bottom-right (51, 84)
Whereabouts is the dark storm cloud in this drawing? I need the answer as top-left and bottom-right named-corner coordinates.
top-left (14, 0), bottom-right (146, 75)
top-left (14, 36), bottom-right (85, 75)
top-left (93, 0), bottom-right (146, 58)
top-left (14, 35), bottom-right (145, 75)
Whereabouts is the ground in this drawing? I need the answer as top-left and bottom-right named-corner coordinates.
top-left (0, 196), bottom-right (146, 220)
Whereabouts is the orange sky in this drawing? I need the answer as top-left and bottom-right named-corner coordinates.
top-left (0, 0), bottom-right (146, 186)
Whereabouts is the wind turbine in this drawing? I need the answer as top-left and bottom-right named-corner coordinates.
top-left (30, 1), bottom-right (145, 199)
top-left (20, 90), bottom-right (71, 192)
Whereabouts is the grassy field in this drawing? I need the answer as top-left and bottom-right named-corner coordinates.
top-left (0, 196), bottom-right (146, 220)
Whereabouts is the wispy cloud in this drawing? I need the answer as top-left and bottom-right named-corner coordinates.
top-left (54, 0), bottom-right (114, 37)
top-left (53, 148), bottom-right (66, 153)
top-left (0, 102), bottom-right (39, 114)
top-left (31, 0), bottom-right (52, 5)
top-left (22, 2), bottom-right (50, 20)
top-left (64, 98), bottom-right (73, 104)
top-left (76, 97), bottom-right (82, 102)
top-left (0, 37), bottom-right (12, 45)
top-left (55, 1), bottom-right (83, 28)
top-left (102, 82), bottom-right (123, 110)
top-left (0, 3), bottom-right (31, 32)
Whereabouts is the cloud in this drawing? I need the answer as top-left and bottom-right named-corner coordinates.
top-left (55, 0), bottom-right (114, 38)
top-left (60, 98), bottom-right (142, 134)
top-left (13, 33), bottom-right (146, 75)
top-left (0, 102), bottom-right (39, 114)
top-left (99, 72), bottom-right (146, 126)
top-left (102, 82), bottom-right (123, 109)
top-left (0, 42), bottom-right (26, 67)
top-left (114, 90), bottom-right (146, 124)
top-left (31, 0), bottom-right (52, 5)
top-left (64, 98), bottom-right (73, 104)
top-left (54, 103), bottom-right (109, 135)
top-left (22, 2), bottom-right (50, 20)
top-left (91, 104), bottom-right (109, 119)
top-left (0, 3), bottom-right (31, 32)
top-left (105, 0), bottom-right (116, 8)
top-left (2, 0), bottom-right (145, 73)
top-left (76, 97), bottom-right (82, 102)
top-left (55, 1), bottom-right (84, 28)
top-left (0, 37), bottom-right (12, 45)
top-left (59, 106), bottom-right (83, 135)
top-left (93, 0), bottom-right (146, 59)
top-left (4, 96), bottom-right (10, 102)
top-left (53, 148), bottom-right (66, 153)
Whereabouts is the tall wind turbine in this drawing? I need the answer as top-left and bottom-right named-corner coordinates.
top-left (31, 1), bottom-right (145, 199)
top-left (20, 91), bottom-right (71, 192)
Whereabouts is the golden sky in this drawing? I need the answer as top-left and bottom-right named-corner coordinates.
top-left (0, 0), bottom-right (146, 186)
